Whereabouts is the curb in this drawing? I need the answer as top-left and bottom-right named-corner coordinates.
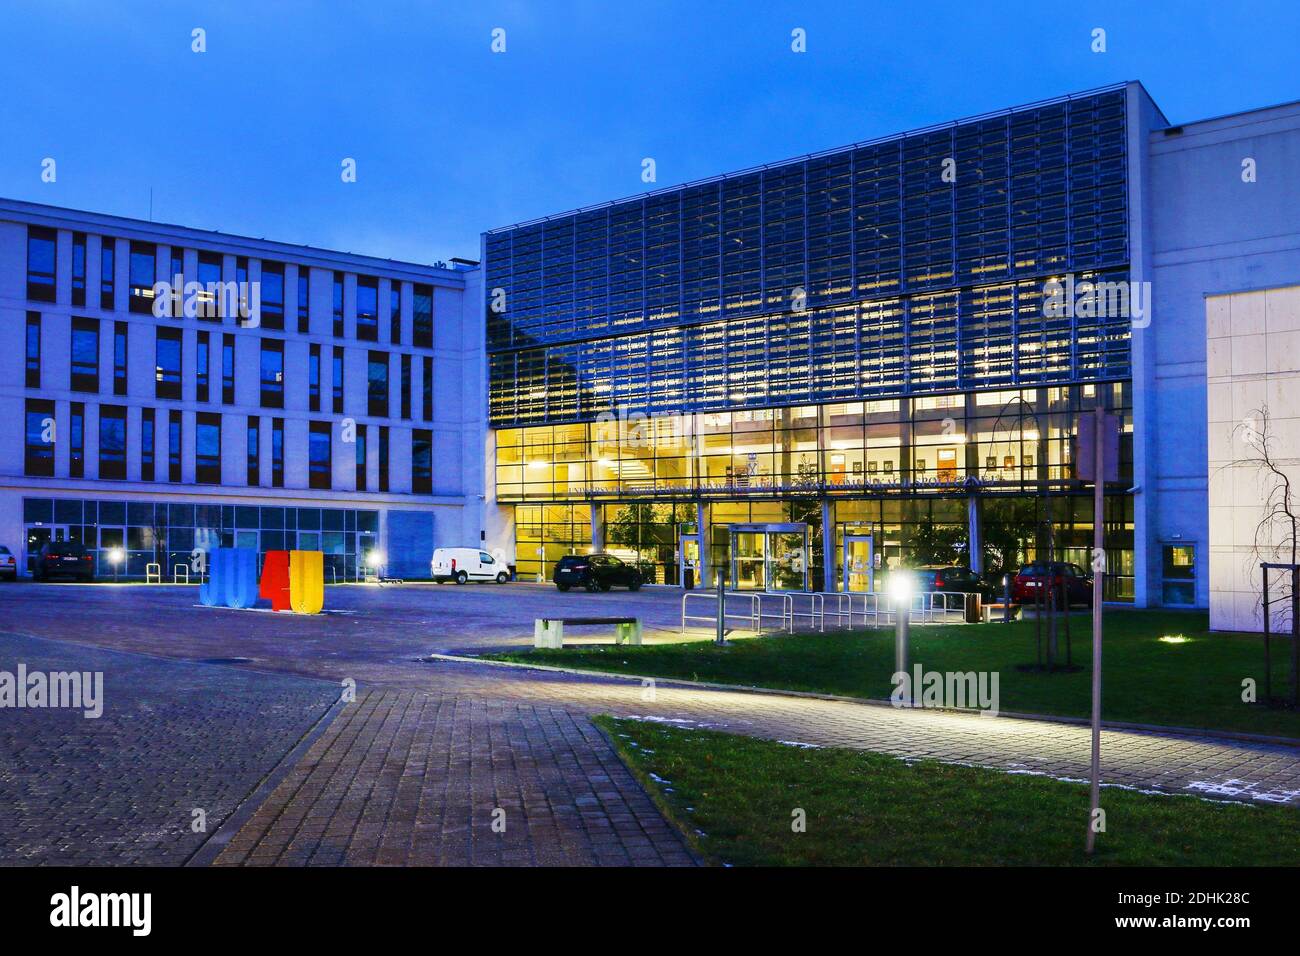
top-left (422, 651), bottom-right (1300, 750)
top-left (185, 694), bottom-right (350, 867)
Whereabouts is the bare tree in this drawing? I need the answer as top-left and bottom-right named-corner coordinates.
top-left (1226, 406), bottom-right (1298, 630)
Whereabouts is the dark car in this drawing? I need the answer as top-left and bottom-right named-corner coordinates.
top-left (34, 541), bottom-right (95, 581)
top-left (910, 565), bottom-right (986, 596)
top-left (1012, 561), bottom-right (1093, 607)
top-left (553, 553), bottom-right (643, 592)
top-left (0, 545), bottom-right (16, 581)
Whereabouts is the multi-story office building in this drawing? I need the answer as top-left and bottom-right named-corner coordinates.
top-left (1, 199), bottom-right (484, 580)
top-left (481, 81), bottom-right (1300, 612)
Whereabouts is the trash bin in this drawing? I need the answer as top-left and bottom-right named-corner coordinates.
top-left (684, 567), bottom-right (695, 589)
top-left (965, 593), bottom-right (982, 624)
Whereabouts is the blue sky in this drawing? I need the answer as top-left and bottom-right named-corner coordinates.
top-left (1, 0), bottom-right (1296, 265)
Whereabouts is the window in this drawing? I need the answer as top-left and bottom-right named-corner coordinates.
top-left (235, 257), bottom-right (250, 324)
top-left (100, 239), bottom-right (116, 310)
top-left (71, 318), bottom-right (100, 392)
top-left (1161, 544), bottom-right (1196, 606)
top-left (222, 334), bottom-right (235, 404)
top-left (378, 425), bottom-right (390, 492)
top-left (412, 429), bottom-right (432, 494)
top-left (333, 271), bottom-right (344, 337)
top-left (196, 331), bottom-right (210, 402)
top-left (355, 427), bottom-right (367, 491)
top-left (260, 339), bottom-right (284, 408)
top-left (168, 410), bottom-right (182, 482)
top-left (70, 402), bottom-right (85, 478)
top-left (390, 285), bottom-right (402, 344)
top-left (25, 399), bottom-right (55, 477)
top-left (297, 267), bottom-right (310, 333)
top-left (25, 312), bottom-right (41, 388)
top-left (401, 353), bottom-right (412, 419)
top-left (197, 252), bottom-right (222, 320)
top-left (413, 283), bottom-right (432, 348)
top-left (422, 356), bottom-right (433, 420)
top-left (357, 276), bottom-right (379, 341)
top-left (309, 344), bottom-right (321, 411)
top-left (168, 247), bottom-right (184, 318)
top-left (141, 408), bottom-right (155, 482)
top-left (196, 413), bottom-right (221, 484)
top-left (155, 328), bottom-right (182, 400)
top-left (260, 261), bottom-right (285, 330)
top-left (113, 322), bottom-right (128, 396)
top-left (247, 415), bottom-right (260, 486)
top-left (332, 347), bottom-right (344, 414)
top-left (367, 352), bottom-right (389, 417)
top-left (128, 241), bottom-right (157, 314)
top-left (72, 233), bottom-right (87, 307)
top-left (26, 226), bottom-right (57, 302)
top-left (271, 417), bottom-right (285, 487)
top-left (99, 405), bottom-right (127, 480)
top-left (309, 421), bottom-right (332, 490)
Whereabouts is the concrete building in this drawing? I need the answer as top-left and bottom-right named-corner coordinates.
top-left (480, 82), bottom-right (1300, 614)
top-left (1, 198), bottom-right (485, 580)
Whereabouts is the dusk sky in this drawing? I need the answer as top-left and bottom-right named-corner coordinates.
top-left (1, 0), bottom-right (1296, 265)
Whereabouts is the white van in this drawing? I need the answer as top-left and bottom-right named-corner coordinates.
top-left (431, 548), bottom-right (509, 584)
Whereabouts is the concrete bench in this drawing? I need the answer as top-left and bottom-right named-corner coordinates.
top-left (982, 602), bottom-right (1023, 623)
top-left (534, 616), bottom-right (642, 649)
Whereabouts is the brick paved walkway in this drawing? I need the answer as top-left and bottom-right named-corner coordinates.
top-left (213, 691), bottom-right (697, 866)
top-left (0, 632), bottom-right (339, 865)
top-left (4, 585), bottom-right (1299, 867)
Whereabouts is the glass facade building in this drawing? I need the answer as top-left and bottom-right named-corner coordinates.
top-left (485, 85), bottom-right (1138, 593)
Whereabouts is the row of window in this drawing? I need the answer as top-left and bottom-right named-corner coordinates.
top-left (485, 90), bottom-right (1129, 352)
top-left (23, 399), bottom-right (436, 494)
top-left (25, 227), bottom-right (435, 346)
top-left (25, 312), bottom-right (436, 420)
top-left (488, 270), bottom-right (1133, 425)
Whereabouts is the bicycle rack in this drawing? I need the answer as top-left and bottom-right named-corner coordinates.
top-left (172, 564), bottom-right (190, 584)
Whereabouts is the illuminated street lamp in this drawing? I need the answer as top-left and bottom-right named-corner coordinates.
top-left (108, 546), bottom-right (125, 583)
top-left (889, 570), bottom-right (916, 703)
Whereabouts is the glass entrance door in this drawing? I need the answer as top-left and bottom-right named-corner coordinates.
top-left (24, 524), bottom-right (69, 575)
top-left (679, 533), bottom-right (702, 588)
top-left (731, 531), bottom-right (767, 590)
top-left (729, 523), bottom-right (809, 591)
top-left (843, 534), bottom-right (875, 592)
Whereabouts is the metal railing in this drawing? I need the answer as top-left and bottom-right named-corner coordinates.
top-left (172, 564), bottom-right (190, 584)
top-left (145, 563), bottom-right (161, 584)
top-left (681, 589), bottom-right (977, 634)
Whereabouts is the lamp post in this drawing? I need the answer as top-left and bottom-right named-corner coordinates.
top-left (889, 571), bottom-right (915, 704)
top-left (108, 546), bottom-right (124, 583)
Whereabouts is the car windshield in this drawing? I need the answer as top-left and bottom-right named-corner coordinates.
top-left (0, 546), bottom-right (10, 554)
top-left (557, 557), bottom-right (588, 568)
top-left (46, 543), bottom-right (82, 555)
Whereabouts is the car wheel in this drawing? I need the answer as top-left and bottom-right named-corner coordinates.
top-left (584, 578), bottom-right (599, 593)
top-left (455, 571), bottom-right (468, 585)
top-left (556, 583), bottom-right (571, 592)
top-left (496, 571), bottom-right (508, 584)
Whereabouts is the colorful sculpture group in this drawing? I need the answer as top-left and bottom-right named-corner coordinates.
top-left (199, 548), bottom-right (325, 614)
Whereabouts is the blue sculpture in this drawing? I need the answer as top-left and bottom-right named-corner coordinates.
top-left (199, 547), bottom-right (259, 609)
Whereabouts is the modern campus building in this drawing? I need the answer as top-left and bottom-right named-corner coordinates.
top-left (4, 81), bottom-right (1298, 623)
top-left (481, 81), bottom-right (1300, 617)
top-left (0, 198), bottom-right (485, 581)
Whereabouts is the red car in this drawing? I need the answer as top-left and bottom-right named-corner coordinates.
top-left (1012, 562), bottom-right (1093, 607)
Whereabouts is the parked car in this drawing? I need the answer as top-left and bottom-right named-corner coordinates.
top-left (909, 565), bottom-right (987, 597)
top-left (0, 545), bottom-right (16, 581)
top-left (34, 541), bottom-right (95, 581)
top-left (1012, 561), bottom-right (1093, 607)
top-left (553, 553), bottom-right (643, 592)
top-left (431, 548), bottom-right (509, 584)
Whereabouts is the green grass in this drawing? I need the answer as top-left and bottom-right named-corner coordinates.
top-left (494, 610), bottom-right (1300, 738)
top-left (597, 716), bottom-right (1300, 866)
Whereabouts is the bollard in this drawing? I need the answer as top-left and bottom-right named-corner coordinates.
top-left (715, 568), bottom-right (726, 645)
top-left (1002, 573), bottom-right (1012, 624)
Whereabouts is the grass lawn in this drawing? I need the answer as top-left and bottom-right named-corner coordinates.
top-left (598, 716), bottom-right (1300, 866)
top-left (494, 610), bottom-right (1300, 738)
